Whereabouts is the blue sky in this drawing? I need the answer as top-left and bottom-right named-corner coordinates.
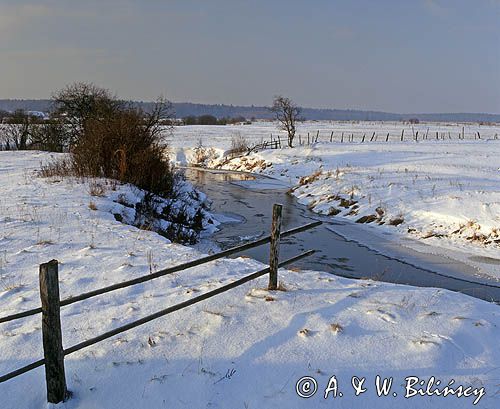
top-left (0, 0), bottom-right (499, 113)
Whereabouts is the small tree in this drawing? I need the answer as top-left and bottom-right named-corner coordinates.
top-left (30, 119), bottom-right (68, 152)
top-left (270, 95), bottom-right (301, 148)
top-left (2, 110), bottom-right (35, 150)
top-left (52, 82), bottom-right (121, 146)
top-left (46, 83), bottom-right (176, 196)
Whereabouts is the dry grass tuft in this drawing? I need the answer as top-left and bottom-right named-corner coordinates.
top-left (330, 323), bottom-right (344, 334)
top-left (298, 328), bottom-right (311, 337)
top-left (88, 181), bottom-right (106, 197)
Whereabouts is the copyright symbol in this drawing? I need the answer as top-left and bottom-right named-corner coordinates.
top-left (295, 376), bottom-right (318, 398)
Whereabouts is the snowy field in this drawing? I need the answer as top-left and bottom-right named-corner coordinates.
top-left (1, 151), bottom-right (500, 408)
top-left (169, 121), bottom-right (500, 282)
top-left (167, 120), bottom-right (499, 151)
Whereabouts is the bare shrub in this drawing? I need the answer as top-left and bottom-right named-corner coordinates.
top-left (72, 106), bottom-right (175, 196)
top-left (52, 82), bottom-right (122, 145)
top-left (88, 181), bottom-right (106, 197)
top-left (192, 138), bottom-right (217, 167)
top-left (39, 158), bottom-right (74, 177)
top-left (1, 110), bottom-right (35, 150)
top-left (30, 120), bottom-right (68, 152)
top-left (229, 133), bottom-right (249, 157)
top-left (42, 83), bottom-right (175, 197)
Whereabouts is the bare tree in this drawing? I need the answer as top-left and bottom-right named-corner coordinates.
top-left (270, 95), bottom-right (301, 148)
top-left (2, 110), bottom-right (35, 150)
top-left (52, 82), bottom-right (122, 145)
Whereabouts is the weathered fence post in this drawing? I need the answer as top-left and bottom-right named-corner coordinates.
top-left (268, 204), bottom-right (283, 290)
top-left (39, 260), bottom-right (69, 404)
top-left (330, 131), bottom-right (333, 142)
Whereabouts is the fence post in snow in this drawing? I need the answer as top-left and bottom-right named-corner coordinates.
top-left (39, 260), bottom-right (69, 404)
top-left (268, 204), bottom-right (283, 291)
top-left (330, 131), bottom-right (333, 142)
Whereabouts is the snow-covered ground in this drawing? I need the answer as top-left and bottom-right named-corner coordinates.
top-left (169, 121), bottom-right (500, 282)
top-left (1, 150), bottom-right (500, 408)
top-left (167, 121), bottom-right (499, 152)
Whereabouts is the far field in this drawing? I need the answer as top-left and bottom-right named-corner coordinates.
top-left (169, 121), bottom-right (500, 281)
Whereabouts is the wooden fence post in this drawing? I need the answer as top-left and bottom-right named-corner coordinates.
top-left (268, 204), bottom-right (283, 290)
top-left (39, 260), bottom-right (69, 404)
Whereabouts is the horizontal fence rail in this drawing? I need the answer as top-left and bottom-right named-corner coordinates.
top-left (0, 250), bottom-right (314, 385)
top-left (0, 220), bottom-right (322, 325)
top-left (63, 250), bottom-right (314, 356)
top-left (0, 203), bottom-right (321, 405)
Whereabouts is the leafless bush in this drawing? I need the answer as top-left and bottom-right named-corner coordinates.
top-left (88, 181), bottom-right (106, 197)
top-left (228, 133), bottom-right (249, 157)
top-left (1, 110), bottom-right (34, 150)
top-left (192, 138), bottom-right (217, 167)
top-left (39, 158), bottom-right (74, 177)
top-left (41, 83), bottom-right (176, 197)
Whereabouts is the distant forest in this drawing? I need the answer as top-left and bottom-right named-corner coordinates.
top-left (1, 99), bottom-right (499, 123)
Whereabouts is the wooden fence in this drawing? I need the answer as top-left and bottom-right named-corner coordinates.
top-left (0, 204), bottom-right (321, 404)
top-left (279, 128), bottom-right (499, 147)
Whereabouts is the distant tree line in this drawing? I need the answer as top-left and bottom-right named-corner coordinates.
top-left (181, 115), bottom-right (251, 126)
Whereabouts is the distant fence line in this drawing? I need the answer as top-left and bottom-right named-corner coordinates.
top-left (271, 127), bottom-right (499, 147)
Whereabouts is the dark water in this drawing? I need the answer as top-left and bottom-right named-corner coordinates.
top-left (184, 168), bottom-right (500, 303)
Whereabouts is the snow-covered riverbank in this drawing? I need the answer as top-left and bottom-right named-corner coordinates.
top-left (1, 151), bottom-right (500, 408)
top-left (169, 122), bottom-right (500, 282)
